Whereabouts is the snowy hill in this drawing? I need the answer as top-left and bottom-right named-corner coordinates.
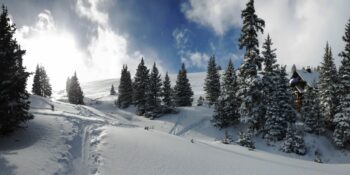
top-left (1, 72), bottom-right (350, 175)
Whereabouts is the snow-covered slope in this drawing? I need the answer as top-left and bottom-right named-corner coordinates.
top-left (1, 72), bottom-right (350, 175)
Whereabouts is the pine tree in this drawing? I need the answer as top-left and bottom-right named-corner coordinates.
top-left (301, 86), bottom-right (324, 134)
top-left (133, 58), bottom-right (149, 114)
top-left (282, 125), bottom-right (306, 155)
top-left (212, 59), bottom-right (239, 128)
top-left (66, 77), bottom-right (71, 94)
top-left (237, 0), bottom-right (265, 132)
top-left (145, 63), bottom-right (162, 118)
top-left (174, 63), bottom-right (193, 106)
top-left (197, 96), bottom-right (204, 106)
top-left (32, 65), bottom-right (42, 96)
top-left (333, 19), bottom-right (350, 148)
top-left (204, 55), bottom-right (221, 106)
top-left (0, 5), bottom-right (33, 134)
top-left (239, 0), bottom-right (265, 70)
top-left (162, 72), bottom-right (175, 111)
top-left (117, 65), bottom-right (133, 108)
top-left (237, 50), bottom-right (263, 132)
top-left (110, 84), bottom-right (116, 95)
top-left (40, 66), bottom-right (52, 97)
top-left (238, 130), bottom-right (255, 149)
top-left (318, 43), bottom-right (338, 128)
top-left (68, 72), bottom-right (84, 105)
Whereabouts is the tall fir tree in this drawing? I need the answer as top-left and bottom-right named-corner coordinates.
top-left (212, 59), bottom-right (239, 128)
top-left (162, 72), bottom-right (174, 111)
top-left (133, 58), bottom-right (149, 114)
top-left (145, 63), bottom-right (162, 118)
top-left (68, 72), bottom-right (84, 105)
top-left (66, 77), bottom-right (71, 94)
top-left (237, 0), bottom-right (265, 132)
top-left (301, 86), bottom-right (323, 135)
top-left (174, 63), bottom-right (193, 106)
top-left (116, 65), bottom-right (133, 108)
top-left (0, 5), bottom-right (33, 134)
top-left (333, 19), bottom-right (350, 148)
top-left (40, 66), bottom-right (52, 97)
top-left (239, 0), bottom-right (265, 70)
top-left (318, 43), bottom-right (338, 128)
top-left (110, 84), bottom-right (116, 95)
top-left (204, 55), bottom-right (221, 106)
top-left (32, 65), bottom-right (42, 95)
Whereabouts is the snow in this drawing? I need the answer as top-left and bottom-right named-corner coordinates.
top-left (1, 72), bottom-right (350, 175)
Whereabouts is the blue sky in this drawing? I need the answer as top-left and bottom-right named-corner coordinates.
top-left (2, 0), bottom-right (350, 90)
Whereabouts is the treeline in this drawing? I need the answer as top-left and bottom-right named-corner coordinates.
top-left (205, 0), bottom-right (350, 153)
top-left (115, 59), bottom-right (193, 118)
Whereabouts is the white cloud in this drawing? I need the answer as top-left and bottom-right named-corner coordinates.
top-left (181, 0), bottom-right (244, 36)
top-left (181, 0), bottom-right (350, 69)
top-left (181, 52), bottom-right (210, 69)
top-left (15, 0), bottom-right (162, 91)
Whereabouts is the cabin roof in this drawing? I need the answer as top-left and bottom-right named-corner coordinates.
top-left (290, 69), bottom-right (320, 90)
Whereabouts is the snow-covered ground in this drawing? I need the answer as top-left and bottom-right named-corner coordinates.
top-left (1, 72), bottom-right (350, 175)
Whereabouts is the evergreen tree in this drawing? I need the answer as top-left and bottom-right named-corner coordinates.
top-left (133, 58), bottom-right (149, 114)
top-left (145, 63), bottom-right (162, 118)
top-left (238, 130), bottom-right (255, 149)
top-left (40, 66), bottom-right (52, 97)
top-left (66, 77), bottom-right (71, 94)
top-left (32, 65), bottom-right (42, 96)
top-left (197, 96), bottom-right (204, 106)
top-left (318, 43), bottom-right (338, 128)
top-left (204, 55), bottom-right (221, 106)
top-left (32, 65), bottom-right (52, 97)
top-left (0, 5), bottom-right (33, 134)
top-left (333, 19), bottom-right (350, 148)
top-left (237, 0), bottom-right (265, 132)
top-left (239, 0), bottom-right (265, 70)
top-left (110, 84), bottom-right (116, 95)
top-left (174, 63), bottom-right (193, 106)
top-left (212, 59), bottom-right (239, 128)
top-left (162, 72), bottom-right (175, 111)
top-left (282, 125), bottom-right (306, 155)
top-left (301, 86), bottom-right (324, 134)
top-left (68, 72), bottom-right (84, 105)
top-left (117, 65), bottom-right (133, 108)
top-left (237, 50), bottom-right (263, 132)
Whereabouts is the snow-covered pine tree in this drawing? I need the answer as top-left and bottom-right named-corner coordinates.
top-left (0, 5), bottom-right (33, 134)
top-left (238, 130), bottom-right (255, 149)
top-left (110, 84), bottom-right (116, 95)
top-left (68, 72), bottom-right (84, 105)
top-left (301, 86), bottom-right (323, 134)
top-left (197, 96), bottom-right (204, 106)
top-left (333, 19), bottom-right (350, 148)
top-left (66, 77), bottom-right (71, 94)
top-left (212, 59), bottom-right (239, 128)
top-left (277, 66), bottom-right (296, 124)
top-left (318, 43), bottom-right (338, 128)
top-left (40, 66), bottom-right (52, 97)
top-left (133, 58), bottom-right (149, 114)
top-left (282, 125), bottom-right (306, 155)
top-left (239, 0), bottom-right (265, 70)
top-left (204, 55), bottom-right (221, 106)
top-left (162, 72), bottom-right (175, 112)
top-left (117, 65), bottom-right (133, 108)
top-left (145, 63), bottom-right (162, 118)
top-left (237, 0), bottom-right (265, 132)
top-left (32, 65), bottom-right (42, 96)
top-left (174, 63), bottom-right (193, 106)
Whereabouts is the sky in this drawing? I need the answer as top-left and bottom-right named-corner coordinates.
top-left (2, 0), bottom-right (350, 90)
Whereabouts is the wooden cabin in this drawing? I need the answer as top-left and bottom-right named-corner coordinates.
top-left (289, 67), bottom-right (319, 112)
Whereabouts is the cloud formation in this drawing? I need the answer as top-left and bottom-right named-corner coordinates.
top-left (15, 0), bottom-right (162, 90)
top-left (181, 0), bottom-right (350, 69)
